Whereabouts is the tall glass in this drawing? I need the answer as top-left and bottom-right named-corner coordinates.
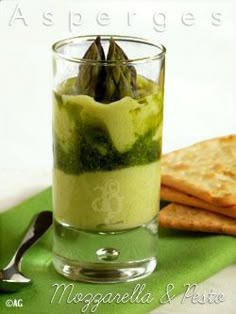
top-left (52, 35), bottom-right (166, 283)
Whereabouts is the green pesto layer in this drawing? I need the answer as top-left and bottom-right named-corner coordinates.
top-left (53, 76), bottom-right (163, 175)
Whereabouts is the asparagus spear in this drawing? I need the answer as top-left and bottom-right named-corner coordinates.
top-left (74, 36), bottom-right (137, 102)
top-left (104, 37), bottom-right (137, 102)
top-left (74, 36), bottom-right (106, 99)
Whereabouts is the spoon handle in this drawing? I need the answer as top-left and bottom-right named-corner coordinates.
top-left (7, 211), bottom-right (53, 269)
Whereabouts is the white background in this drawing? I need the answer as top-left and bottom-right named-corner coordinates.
top-left (0, 0), bottom-right (235, 313)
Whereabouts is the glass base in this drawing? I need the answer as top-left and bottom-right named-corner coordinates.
top-left (53, 255), bottom-right (157, 283)
top-left (52, 217), bottom-right (158, 283)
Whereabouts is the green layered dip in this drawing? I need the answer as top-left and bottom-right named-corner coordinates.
top-left (53, 37), bottom-right (163, 231)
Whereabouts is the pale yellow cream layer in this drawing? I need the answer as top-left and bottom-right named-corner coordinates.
top-left (53, 161), bottom-right (161, 231)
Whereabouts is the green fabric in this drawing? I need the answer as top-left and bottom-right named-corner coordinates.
top-left (0, 188), bottom-right (236, 314)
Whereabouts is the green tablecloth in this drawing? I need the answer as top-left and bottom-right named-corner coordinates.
top-left (0, 188), bottom-right (236, 314)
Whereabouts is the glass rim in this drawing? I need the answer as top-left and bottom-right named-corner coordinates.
top-left (52, 35), bottom-right (166, 66)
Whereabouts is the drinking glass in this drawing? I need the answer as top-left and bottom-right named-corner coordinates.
top-left (52, 35), bottom-right (166, 282)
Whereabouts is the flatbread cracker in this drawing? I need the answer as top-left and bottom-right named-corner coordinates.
top-left (161, 185), bottom-right (236, 219)
top-left (161, 134), bottom-right (236, 207)
top-left (159, 203), bottom-right (236, 236)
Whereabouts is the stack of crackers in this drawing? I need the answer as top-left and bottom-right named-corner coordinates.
top-left (159, 134), bottom-right (236, 236)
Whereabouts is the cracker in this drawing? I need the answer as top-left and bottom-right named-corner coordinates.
top-left (161, 185), bottom-right (236, 219)
top-left (159, 203), bottom-right (236, 236)
top-left (161, 134), bottom-right (236, 207)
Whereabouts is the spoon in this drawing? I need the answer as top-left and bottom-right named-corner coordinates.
top-left (0, 211), bottom-right (52, 292)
